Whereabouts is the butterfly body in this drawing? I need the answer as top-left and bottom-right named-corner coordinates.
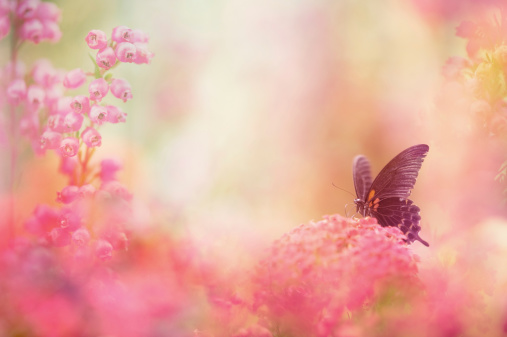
top-left (352, 144), bottom-right (429, 246)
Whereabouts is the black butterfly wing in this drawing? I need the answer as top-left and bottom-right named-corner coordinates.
top-left (366, 144), bottom-right (429, 201)
top-left (362, 144), bottom-right (429, 246)
top-left (368, 197), bottom-right (429, 246)
top-left (352, 155), bottom-right (373, 202)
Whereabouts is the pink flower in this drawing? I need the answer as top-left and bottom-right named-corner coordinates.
top-left (36, 1), bottom-right (61, 22)
top-left (63, 112), bottom-right (84, 131)
top-left (131, 29), bottom-right (149, 43)
top-left (54, 96), bottom-right (73, 115)
top-left (24, 204), bottom-right (59, 235)
top-left (59, 155), bottom-right (77, 176)
top-left (19, 19), bottom-right (43, 43)
top-left (79, 184), bottom-right (96, 198)
top-left (100, 158), bottom-right (122, 182)
top-left (57, 185), bottom-right (79, 204)
top-left (106, 105), bottom-right (127, 123)
top-left (96, 47), bottom-right (116, 70)
top-left (134, 43), bottom-right (154, 64)
top-left (47, 114), bottom-right (66, 133)
top-left (72, 228), bottom-right (91, 246)
top-left (95, 239), bottom-right (113, 261)
top-left (81, 127), bottom-right (101, 147)
top-left (115, 42), bottom-right (136, 63)
top-left (70, 95), bottom-right (90, 114)
top-left (26, 84), bottom-right (45, 109)
top-left (59, 137), bottom-right (79, 157)
top-left (110, 78), bottom-right (132, 102)
top-left (41, 20), bottom-right (62, 43)
top-left (40, 130), bottom-right (62, 149)
top-left (59, 206), bottom-right (81, 230)
top-left (16, 0), bottom-right (40, 19)
top-left (89, 105), bottom-right (108, 125)
top-left (252, 215), bottom-right (420, 336)
top-left (88, 78), bottom-right (109, 102)
top-left (48, 227), bottom-right (71, 247)
top-left (0, 0), bottom-right (9, 16)
top-left (7, 79), bottom-right (27, 105)
top-left (32, 59), bottom-right (58, 86)
top-left (0, 15), bottom-right (9, 40)
top-left (86, 29), bottom-right (108, 49)
top-left (63, 68), bottom-right (86, 89)
top-left (112, 25), bottom-right (132, 43)
top-left (101, 181), bottom-right (131, 201)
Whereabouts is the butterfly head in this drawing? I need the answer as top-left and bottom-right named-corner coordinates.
top-left (353, 198), bottom-right (366, 217)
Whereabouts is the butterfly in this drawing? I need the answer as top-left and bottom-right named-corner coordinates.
top-left (353, 144), bottom-right (429, 246)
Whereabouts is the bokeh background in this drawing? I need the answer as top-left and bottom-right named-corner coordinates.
top-left (3, 0), bottom-right (507, 260)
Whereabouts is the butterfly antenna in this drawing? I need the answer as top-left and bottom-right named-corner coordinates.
top-left (332, 182), bottom-right (356, 198)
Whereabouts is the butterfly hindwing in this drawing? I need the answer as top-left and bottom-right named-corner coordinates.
top-left (367, 197), bottom-right (428, 246)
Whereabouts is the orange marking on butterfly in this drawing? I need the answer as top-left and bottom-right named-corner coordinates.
top-left (367, 189), bottom-right (375, 201)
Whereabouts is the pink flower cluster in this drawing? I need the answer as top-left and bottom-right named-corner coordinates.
top-left (251, 215), bottom-right (420, 337)
top-left (25, 158), bottom-right (130, 260)
top-left (0, 234), bottom-right (201, 336)
top-left (0, 0), bottom-right (62, 43)
top-left (85, 26), bottom-right (154, 69)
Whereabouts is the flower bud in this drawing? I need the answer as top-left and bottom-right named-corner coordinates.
top-left (63, 68), bottom-right (86, 89)
top-left (96, 47), bottom-right (116, 70)
top-left (88, 78), bottom-right (109, 102)
top-left (59, 137), bottom-right (79, 157)
top-left (81, 127), bottom-right (102, 147)
top-left (115, 42), bottom-right (136, 63)
top-left (110, 78), bottom-right (132, 102)
top-left (85, 29), bottom-right (107, 49)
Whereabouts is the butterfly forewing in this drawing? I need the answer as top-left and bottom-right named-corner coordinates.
top-left (366, 144), bottom-right (429, 200)
top-left (352, 155), bottom-right (373, 202)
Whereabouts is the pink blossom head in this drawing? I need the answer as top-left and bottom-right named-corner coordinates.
top-left (0, 15), bottom-right (9, 40)
top-left (70, 95), bottom-right (90, 114)
top-left (63, 112), bottom-right (84, 132)
top-left (26, 85), bottom-right (45, 109)
top-left (88, 78), bottom-right (109, 102)
top-left (252, 215), bottom-right (420, 336)
top-left (110, 78), bottom-right (132, 102)
top-left (85, 29), bottom-right (107, 49)
top-left (59, 137), bottom-right (79, 157)
top-left (47, 114), bottom-right (66, 133)
top-left (95, 239), bottom-right (113, 261)
top-left (7, 79), bottom-right (27, 105)
top-left (112, 25), bottom-right (132, 43)
top-left (89, 105), bottom-right (108, 125)
top-left (59, 155), bottom-right (77, 176)
top-left (106, 105), bottom-right (127, 123)
top-left (32, 59), bottom-right (58, 86)
top-left (101, 181), bottom-right (132, 201)
top-left (115, 42), bottom-right (136, 63)
top-left (16, 0), bottom-right (40, 19)
top-left (100, 158), bottom-right (122, 182)
top-left (35, 1), bottom-right (61, 22)
top-left (81, 127), bottom-right (101, 147)
top-left (40, 130), bottom-right (62, 150)
top-left (63, 68), bottom-right (86, 89)
top-left (59, 206), bottom-right (81, 230)
top-left (96, 47), bottom-right (116, 70)
top-left (131, 29), bottom-right (149, 43)
top-left (72, 228), bottom-right (91, 247)
top-left (134, 43), bottom-right (154, 65)
top-left (79, 184), bottom-right (96, 198)
top-left (19, 19), bottom-right (43, 43)
top-left (41, 20), bottom-right (62, 43)
top-left (57, 185), bottom-right (79, 204)
top-left (48, 227), bottom-right (71, 247)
